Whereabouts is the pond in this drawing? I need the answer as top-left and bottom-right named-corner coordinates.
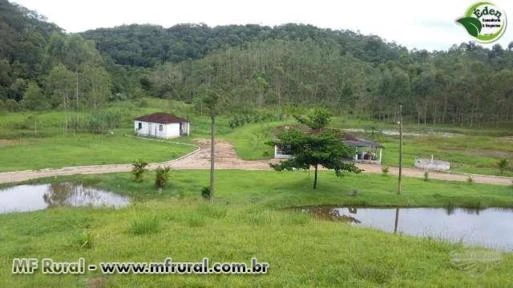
top-left (0, 183), bottom-right (130, 214)
top-left (300, 206), bottom-right (513, 251)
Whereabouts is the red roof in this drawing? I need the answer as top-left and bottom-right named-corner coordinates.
top-left (135, 113), bottom-right (188, 124)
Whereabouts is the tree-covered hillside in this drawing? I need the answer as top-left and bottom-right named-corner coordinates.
top-left (0, 0), bottom-right (112, 112)
top-left (2, 0), bottom-right (513, 127)
top-left (80, 23), bottom-right (513, 126)
top-left (145, 39), bottom-right (513, 126)
top-left (81, 23), bottom-right (407, 67)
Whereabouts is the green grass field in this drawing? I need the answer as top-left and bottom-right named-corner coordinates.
top-left (380, 134), bottom-right (513, 177)
top-left (0, 99), bottom-right (211, 172)
top-left (222, 118), bottom-right (513, 177)
top-left (0, 134), bottom-right (195, 172)
top-left (1, 100), bottom-right (511, 176)
top-left (1, 171), bottom-right (513, 287)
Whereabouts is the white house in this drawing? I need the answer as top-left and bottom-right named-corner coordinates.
top-left (134, 112), bottom-right (190, 139)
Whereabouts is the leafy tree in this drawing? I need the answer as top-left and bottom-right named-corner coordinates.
top-left (23, 81), bottom-right (47, 110)
top-left (293, 107), bottom-right (332, 129)
top-left (80, 64), bottom-right (112, 109)
top-left (268, 109), bottom-right (360, 189)
top-left (269, 128), bottom-right (360, 189)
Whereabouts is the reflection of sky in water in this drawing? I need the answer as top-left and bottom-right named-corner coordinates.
top-left (0, 184), bottom-right (129, 213)
top-left (332, 207), bottom-right (513, 251)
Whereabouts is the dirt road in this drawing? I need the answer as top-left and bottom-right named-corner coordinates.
top-left (0, 139), bottom-right (511, 185)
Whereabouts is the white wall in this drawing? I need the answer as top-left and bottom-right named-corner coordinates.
top-left (274, 145), bottom-right (292, 159)
top-left (414, 158), bottom-right (450, 171)
top-left (134, 121), bottom-right (184, 139)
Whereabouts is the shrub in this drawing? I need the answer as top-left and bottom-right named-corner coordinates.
top-left (498, 159), bottom-right (509, 174)
top-left (73, 230), bottom-right (93, 249)
top-left (155, 166), bottom-right (171, 190)
top-left (201, 187), bottom-right (211, 199)
top-left (467, 176), bottom-right (473, 184)
top-left (4, 99), bottom-right (22, 112)
top-left (381, 166), bottom-right (389, 176)
top-left (131, 159), bottom-right (148, 182)
top-left (86, 110), bottom-right (123, 134)
top-left (228, 110), bottom-right (284, 129)
top-left (424, 171), bottom-right (429, 181)
top-left (129, 216), bottom-right (160, 235)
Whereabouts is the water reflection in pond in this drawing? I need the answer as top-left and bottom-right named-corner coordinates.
top-left (0, 183), bottom-right (129, 213)
top-left (300, 206), bottom-right (513, 251)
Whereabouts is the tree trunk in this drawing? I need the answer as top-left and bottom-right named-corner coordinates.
top-left (209, 115), bottom-right (216, 202)
top-left (313, 164), bottom-right (318, 189)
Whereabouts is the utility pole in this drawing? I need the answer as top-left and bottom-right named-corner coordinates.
top-left (209, 113), bottom-right (215, 203)
top-left (398, 103), bottom-right (403, 195)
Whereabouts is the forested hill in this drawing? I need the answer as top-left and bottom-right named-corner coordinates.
top-left (81, 23), bottom-right (513, 126)
top-left (0, 0), bottom-right (60, 99)
top-left (0, 0), bottom-right (112, 111)
top-left (81, 24), bottom-right (407, 67)
top-left (2, 0), bottom-right (513, 127)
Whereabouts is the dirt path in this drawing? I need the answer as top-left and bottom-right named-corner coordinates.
top-left (0, 139), bottom-right (511, 186)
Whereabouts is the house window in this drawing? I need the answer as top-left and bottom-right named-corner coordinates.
top-left (138, 122), bottom-right (142, 130)
top-left (159, 124), bottom-right (163, 131)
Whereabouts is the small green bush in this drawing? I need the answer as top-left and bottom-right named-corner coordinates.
top-left (129, 216), bottom-right (160, 235)
top-left (498, 159), bottom-right (509, 174)
top-left (73, 230), bottom-right (93, 249)
top-left (155, 166), bottom-right (171, 189)
top-left (381, 166), bottom-right (389, 176)
top-left (132, 159), bottom-right (148, 183)
top-left (424, 171), bottom-right (429, 181)
top-left (201, 187), bottom-right (211, 199)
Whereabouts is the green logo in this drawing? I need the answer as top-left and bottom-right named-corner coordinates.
top-left (457, 2), bottom-right (507, 43)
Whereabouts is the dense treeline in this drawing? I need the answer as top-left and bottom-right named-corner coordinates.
top-left (2, 0), bottom-right (513, 127)
top-left (82, 23), bottom-right (406, 67)
top-left (85, 23), bottom-right (513, 126)
top-left (147, 40), bottom-right (513, 126)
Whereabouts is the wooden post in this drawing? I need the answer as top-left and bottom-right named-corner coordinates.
top-left (398, 104), bottom-right (403, 195)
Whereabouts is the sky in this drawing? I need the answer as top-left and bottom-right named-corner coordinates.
top-left (11, 0), bottom-right (513, 51)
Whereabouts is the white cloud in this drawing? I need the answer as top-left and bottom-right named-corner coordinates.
top-left (11, 0), bottom-right (513, 50)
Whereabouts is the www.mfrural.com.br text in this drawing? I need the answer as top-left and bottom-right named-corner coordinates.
top-left (12, 257), bottom-right (269, 275)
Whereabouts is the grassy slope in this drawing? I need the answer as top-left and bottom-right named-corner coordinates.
top-left (223, 117), bottom-right (513, 176)
top-left (221, 121), bottom-right (290, 160)
top-left (0, 99), bottom-right (220, 172)
top-left (1, 100), bottom-right (511, 175)
top-left (1, 171), bottom-right (513, 287)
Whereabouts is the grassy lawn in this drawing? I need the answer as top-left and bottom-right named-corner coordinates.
top-left (1, 171), bottom-right (513, 287)
top-left (0, 99), bottom-right (221, 172)
top-left (222, 117), bottom-right (513, 177)
top-left (0, 134), bottom-right (195, 172)
top-left (222, 121), bottom-right (291, 160)
top-left (380, 135), bottom-right (513, 177)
